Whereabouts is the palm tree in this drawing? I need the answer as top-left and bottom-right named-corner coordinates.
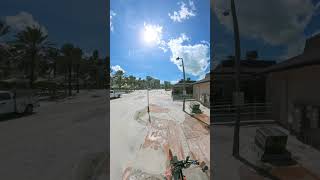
top-left (13, 26), bottom-right (51, 88)
top-left (128, 75), bottom-right (136, 90)
top-left (46, 47), bottom-right (60, 79)
top-left (61, 43), bottom-right (74, 96)
top-left (114, 70), bottom-right (124, 90)
top-left (106, 57), bottom-right (111, 89)
top-left (0, 20), bottom-right (9, 37)
top-left (89, 50), bottom-right (99, 88)
top-left (0, 21), bottom-right (10, 79)
top-left (72, 47), bottom-right (83, 93)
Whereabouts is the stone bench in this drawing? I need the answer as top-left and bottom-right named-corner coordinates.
top-left (255, 127), bottom-right (291, 162)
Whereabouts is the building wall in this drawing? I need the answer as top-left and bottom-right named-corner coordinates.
top-left (193, 82), bottom-right (210, 107)
top-left (213, 74), bottom-right (266, 105)
top-left (266, 65), bottom-right (320, 126)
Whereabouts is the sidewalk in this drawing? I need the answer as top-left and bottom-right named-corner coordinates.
top-left (212, 124), bottom-right (320, 180)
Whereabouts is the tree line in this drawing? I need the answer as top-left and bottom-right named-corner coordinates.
top-left (0, 21), bottom-right (108, 96)
top-left (110, 70), bottom-right (173, 91)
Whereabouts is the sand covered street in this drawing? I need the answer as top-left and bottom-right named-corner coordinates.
top-left (110, 89), bottom-right (210, 180)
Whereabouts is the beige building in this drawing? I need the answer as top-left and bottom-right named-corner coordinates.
top-left (193, 73), bottom-right (210, 107)
top-left (261, 33), bottom-right (320, 149)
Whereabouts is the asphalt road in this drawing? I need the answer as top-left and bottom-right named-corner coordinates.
top-left (0, 90), bottom-right (108, 180)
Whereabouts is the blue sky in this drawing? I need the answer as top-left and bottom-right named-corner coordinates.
top-left (0, 0), bottom-right (107, 58)
top-left (110, 0), bottom-right (210, 83)
top-left (213, 0), bottom-right (320, 66)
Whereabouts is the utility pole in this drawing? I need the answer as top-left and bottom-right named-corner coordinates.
top-left (177, 57), bottom-right (186, 111)
top-left (230, 0), bottom-right (241, 157)
top-left (147, 88), bottom-right (151, 123)
top-left (147, 88), bottom-right (150, 113)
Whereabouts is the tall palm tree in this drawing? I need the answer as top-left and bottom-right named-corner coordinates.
top-left (0, 21), bottom-right (9, 37)
top-left (128, 75), bottom-right (136, 90)
top-left (72, 47), bottom-right (82, 93)
top-left (0, 21), bottom-right (10, 79)
top-left (90, 50), bottom-right (99, 88)
top-left (46, 47), bottom-right (60, 79)
top-left (114, 70), bottom-right (124, 90)
top-left (14, 26), bottom-right (50, 88)
top-left (61, 43), bottom-right (74, 96)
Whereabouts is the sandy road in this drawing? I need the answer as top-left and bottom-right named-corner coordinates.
top-left (110, 89), bottom-right (210, 180)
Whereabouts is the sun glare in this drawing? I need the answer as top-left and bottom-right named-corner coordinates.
top-left (142, 23), bottom-right (162, 45)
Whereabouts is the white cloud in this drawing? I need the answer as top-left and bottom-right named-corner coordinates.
top-left (169, 1), bottom-right (196, 22)
top-left (5, 11), bottom-right (47, 35)
top-left (310, 29), bottom-right (320, 37)
top-left (214, 0), bottom-right (319, 59)
top-left (167, 33), bottom-right (210, 77)
top-left (111, 65), bottom-right (125, 73)
top-left (197, 74), bottom-right (206, 81)
top-left (170, 79), bottom-right (179, 84)
top-left (110, 10), bottom-right (116, 32)
top-left (142, 22), bottom-right (167, 52)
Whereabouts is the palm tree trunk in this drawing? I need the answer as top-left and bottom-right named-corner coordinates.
top-left (65, 67), bottom-right (67, 95)
top-left (76, 64), bottom-right (79, 93)
top-left (68, 63), bottom-right (72, 96)
top-left (53, 62), bottom-right (56, 79)
top-left (30, 52), bottom-right (36, 89)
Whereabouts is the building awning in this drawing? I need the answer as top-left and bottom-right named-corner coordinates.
top-left (193, 79), bottom-right (210, 85)
top-left (258, 51), bottom-right (320, 74)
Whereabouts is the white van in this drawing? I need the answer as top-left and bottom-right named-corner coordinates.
top-left (0, 90), bottom-right (39, 115)
top-left (110, 89), bottom-right (121, 99)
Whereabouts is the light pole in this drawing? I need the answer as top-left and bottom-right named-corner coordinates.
top-left (176, 57), bottom-right (186, 111)
top-left (147, 87), bottom-right (151, 123)
top-left (229, 0), bottom-right (241, 157)
top-left (147, 88), bottom-right (150, 113)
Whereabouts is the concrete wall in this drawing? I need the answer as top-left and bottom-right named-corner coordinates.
top-left (266, 65), bottom-right (320, 126)
top-left (193, 82), bottom-right (210, 107)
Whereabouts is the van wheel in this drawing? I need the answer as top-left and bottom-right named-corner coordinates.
top-left (118, 95), bottom-right (120, 98)
top-left (25, 105), bottom-right (33, 114)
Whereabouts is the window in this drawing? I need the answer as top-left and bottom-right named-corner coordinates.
top-left (0, 93), bottom-right (11, 100)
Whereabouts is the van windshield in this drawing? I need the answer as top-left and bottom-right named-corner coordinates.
top-left (0, 93), bottom-right (11, 100)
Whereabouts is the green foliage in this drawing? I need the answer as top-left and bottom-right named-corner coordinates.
top-left (0, 25), bottom-right (107, 92)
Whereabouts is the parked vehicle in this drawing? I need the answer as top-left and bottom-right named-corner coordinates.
top-left (0, 90), bottom-right (40, 115)
top-left (0, 78), bottom-right (40, 115)
top-left (110, 89), bottom-right (121, 99)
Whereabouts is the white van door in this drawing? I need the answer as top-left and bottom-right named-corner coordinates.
top-left (0, 92), bottom-right (15, 114)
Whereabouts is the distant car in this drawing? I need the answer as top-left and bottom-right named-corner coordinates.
top-left (110, 90), bottom-right (121, 99)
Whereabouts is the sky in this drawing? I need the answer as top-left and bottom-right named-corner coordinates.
top-left (110, 0), bottom-right (210, 83)
top-left (213, 0), bottom-right (320, 67)
top-left (0, 0), bottom-right (107, 58)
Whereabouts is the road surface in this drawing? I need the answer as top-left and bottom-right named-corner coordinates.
top-left (110, 89), bottom-right (210, 180)
top-left (0, 90), bottom-right (108, 180)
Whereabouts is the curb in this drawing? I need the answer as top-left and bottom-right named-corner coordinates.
top-left (212, 120), bottom-right (276, 126)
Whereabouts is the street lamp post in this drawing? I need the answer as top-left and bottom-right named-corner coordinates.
top-left (147, 88), bottom-right (150, 113)
top-left (223, 0), bottom-right (241, 157)
top-left (176, 57), bottom-right (186, 111)
top-left (230, 0), bottom-right (241, 157)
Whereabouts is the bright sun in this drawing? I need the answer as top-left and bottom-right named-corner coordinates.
top-left (144, 28), bottom-right (157, 43)
top-left (142, 23), bottom-right (162, 45)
